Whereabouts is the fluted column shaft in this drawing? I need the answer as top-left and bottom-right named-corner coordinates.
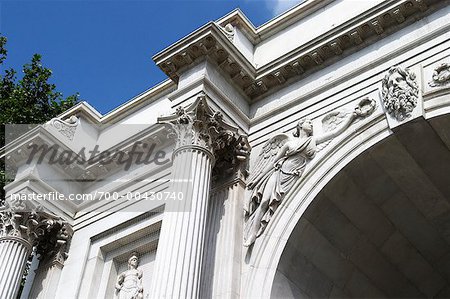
top-left (152, 95), bottom-right (248, 298)
top-left (0, 236), bottom-right (32, 299)
top-left (151, 146), bottom-right (213, 298)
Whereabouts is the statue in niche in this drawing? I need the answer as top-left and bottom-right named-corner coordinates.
top-left (381, 66), bottom-right (418, 121)
top-left (115, 253), bottom-right (144, 299)
top-left (243, 98), bottom-right (376, 246)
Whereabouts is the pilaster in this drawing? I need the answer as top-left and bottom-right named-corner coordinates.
top-left (202, 177), bottom-right (247, 298)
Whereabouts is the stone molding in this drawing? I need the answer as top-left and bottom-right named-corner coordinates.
top-left (3, 123), bottom-right (169, 182)
top-left (154, 0), bottom-right (433, 99)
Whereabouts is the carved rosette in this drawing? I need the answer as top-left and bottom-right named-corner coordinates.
top-left (429, 62), bottom-right (450, 87)
top-left (0, 203), bottom-right (73, 265)
top-left (381, 66), bottom-right (419, 121)
top-left (158, 94), bottom-right (249, 168)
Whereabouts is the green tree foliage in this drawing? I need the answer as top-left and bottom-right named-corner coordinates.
top-left (0, 34), bottom-right (79, 205)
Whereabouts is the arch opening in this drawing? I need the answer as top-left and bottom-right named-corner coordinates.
top-left (272, 115), bottom-right (450, 298)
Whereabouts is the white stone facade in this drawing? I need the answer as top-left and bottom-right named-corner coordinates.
top-left (2, 0), bottom-right (450, 298)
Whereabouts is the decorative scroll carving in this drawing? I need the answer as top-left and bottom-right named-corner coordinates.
top-left (50, 115), bottom-right (79, 140)
top-left (115, 253), bottom-right (144, 299)
top-left (0, 202), bottom-right (73, 265)
top-left (381, 66), bottom-right (419, 121)
top-left (219, 23), bottom-right (234, 42)
top-left (429, 62), bottom-right (450, 87)
top-left (243, 98), bottom-right (376, 246)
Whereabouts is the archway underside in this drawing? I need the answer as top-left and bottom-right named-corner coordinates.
top-left (272, 115), bottom-right (450, 298)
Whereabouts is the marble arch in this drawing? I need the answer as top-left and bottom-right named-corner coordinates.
top-left (1, 0), bottom-right (450, 298)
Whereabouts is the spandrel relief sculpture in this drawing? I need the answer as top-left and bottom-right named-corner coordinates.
top-left (243, 98), bottom-right (376, 246)
top-left (381, 66), bottom-right (419, 121)
top-left (115, 253), bottom-right (144, 299)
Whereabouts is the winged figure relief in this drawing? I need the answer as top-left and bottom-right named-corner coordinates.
top-left (243, 98), bottom-right (376, 246)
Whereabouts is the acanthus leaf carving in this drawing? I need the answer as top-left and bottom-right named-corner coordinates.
top-left (0, 201), bottom-right (73, 265)
top-left (381, 66), bottom-right (419, 121)
top-left (159, 94), bottom-right (239, 154)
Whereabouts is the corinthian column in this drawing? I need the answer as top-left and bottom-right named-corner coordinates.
top-left (0, 204), bottom-right (72, 299)
top-left (150, 94), bottom-right (246, 298)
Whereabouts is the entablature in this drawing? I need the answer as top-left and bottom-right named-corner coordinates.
top-left (153, 0), bottom-right (439, 100)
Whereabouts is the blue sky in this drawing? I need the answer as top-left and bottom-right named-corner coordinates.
top-left (1, 0), bottom-right (302, 114)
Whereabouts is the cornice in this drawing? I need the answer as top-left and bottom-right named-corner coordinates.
top-left (5, 172), bottom-right (78, 220)
top-left (56, 79), bottom-right (176, 126)
top-left (2, 123), bottom-right (172, 183)
top-left (153, 0), bottom-right (438, 101)
top-left (154, 23), bottom-right (256, 84)
top-left (215, 0), bottom-right (335, 44)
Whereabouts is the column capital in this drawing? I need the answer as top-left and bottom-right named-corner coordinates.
top-left (159, 93), bottom-right (251, 177)
top-left (0, 202), bottom-right (73, 265)
top-left (158, 94), bottom-right (239, 155)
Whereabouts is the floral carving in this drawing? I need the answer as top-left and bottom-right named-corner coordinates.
top-left (429, 62), bottom-right (450, 87)
top-left (381, 66), bottom-right (419, 121)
